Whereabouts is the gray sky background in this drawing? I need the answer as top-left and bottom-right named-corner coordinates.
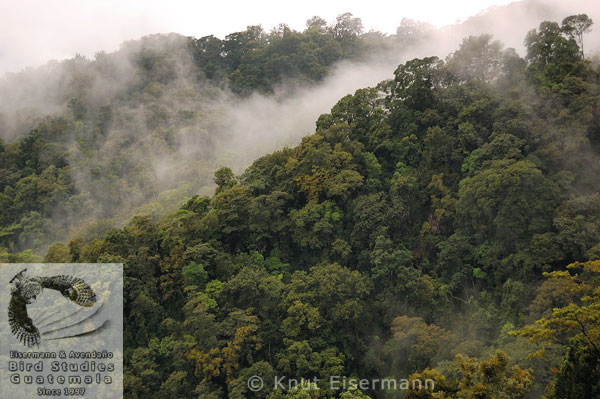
top-left (0, 0), bottom-right (515, 75)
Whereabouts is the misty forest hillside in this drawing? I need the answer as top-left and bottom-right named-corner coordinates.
top-left (2, 0), bottom-right (599, 258)
top-left (0, 13), bottom-right (398, 256)
top-left (33, 13), bottom-right (600, 399)
top-left (1, 3), bottom-right (600, 399)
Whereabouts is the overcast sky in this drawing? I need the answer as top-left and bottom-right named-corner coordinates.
top-left (0, 0), bottom-right (516, 75)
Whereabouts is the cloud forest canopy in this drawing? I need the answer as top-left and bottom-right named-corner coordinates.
top-left (0, 15), bottom-right (398, 256)
top-left (2, 8), bottom-right (600, 399)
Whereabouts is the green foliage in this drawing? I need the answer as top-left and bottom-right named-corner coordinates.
top-left (512, 261), bottom-right (600, 397)
top-left (182, 262), bottom-right (208, 288)
top-left (189, 14), bottom-right (374, 95)
top-left (214, 167), bottom-right (237, 194)
top-left (0, 14), bottom-right (394, 256)
top-left (445, 34), bottom-right (506, 82)
top-left (1, 12), bottom-right (597, 399)
top-left (561, 14), bottom-right (594, 58)
top-left (524, 19), bottom-right (585, 86)
top-left (407, 351), bottom-right (534, 399)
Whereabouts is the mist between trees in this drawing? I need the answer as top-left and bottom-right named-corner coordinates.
top-left (1, 1), bottom-right (600, 398)
top-left (1, 0), bottom-right (598, 255)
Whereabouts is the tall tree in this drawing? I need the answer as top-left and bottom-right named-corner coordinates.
top-left (561, 14), bottom-right (594, 58)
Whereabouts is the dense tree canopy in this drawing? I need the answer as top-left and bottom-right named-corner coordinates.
top-left (0, 14), bottom-right (393, 255)
top-left (2, 12), bottom-right (600, 399)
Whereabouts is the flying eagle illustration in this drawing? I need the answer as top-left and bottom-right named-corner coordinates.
top-left (8, 269), bottom-right (97, 347)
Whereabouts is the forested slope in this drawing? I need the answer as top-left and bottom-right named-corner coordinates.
top-left (33, 15), bottom-right (600, 399)
top-left (0, 14), bottom-right (396, 256)
top-left (2, 1), bottom-right (597, 259)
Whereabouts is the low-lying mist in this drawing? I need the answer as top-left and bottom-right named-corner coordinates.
top-left (1, 0), bottom-right (599, 251)
top-left (214, 0), bottom-right (600, 168)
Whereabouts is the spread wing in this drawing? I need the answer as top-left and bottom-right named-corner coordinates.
top-left (38, 275), bottom-right (97, 307)
top-left (8, 294), bottom-right (40, 347)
